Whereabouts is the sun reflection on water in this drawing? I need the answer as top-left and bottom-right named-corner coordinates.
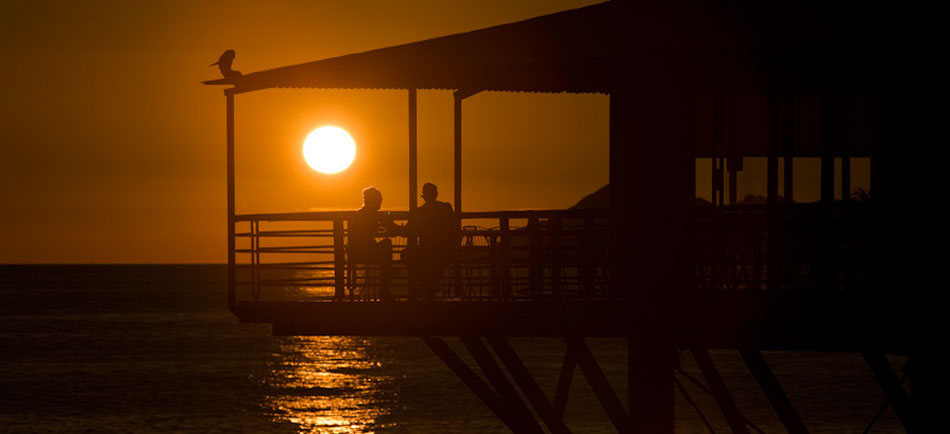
top-left (265, 336), bottom-right (396, 433)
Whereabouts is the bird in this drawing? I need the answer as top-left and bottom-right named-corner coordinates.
top-left (210, 50), bottom-right (242, 80)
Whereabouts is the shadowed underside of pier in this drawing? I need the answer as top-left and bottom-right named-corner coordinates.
top-left (234, 292), bottom-right (913, 353)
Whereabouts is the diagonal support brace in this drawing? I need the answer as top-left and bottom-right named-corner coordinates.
top-left (461, 337), bottom-right (545, 434)
top-left (565, 336), bottom-right (629, 434)
top-left (421, 337), bottom-right (523, 432)
top-left (487, 337), bottom-right (573, 434)
top-left (692, 348), bottom-right (750, 434)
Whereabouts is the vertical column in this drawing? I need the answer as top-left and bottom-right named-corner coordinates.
top-left (409, 89), bottom-right (418, 211)
top-left (840, 97), bottom-right (852, 201)
top-left (820, 95), bottom-right (836, 203)
top-left (453, 92), bottom-right (462, 214)
top-left (726, 96), bottom-right (739, 205)
top-left (783, 95), bottom-right (794, 202)
top-left (226, 90), bottom-right (236, 310)
top-left (611, 83), bottom-right (692, 434)
top-left (408, 89), bottom-right (418, 298)
top-left (767, 94), bottom-right (779, 291)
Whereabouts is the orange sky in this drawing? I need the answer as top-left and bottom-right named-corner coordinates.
top-left (1, 0), bottom-right (611, 263)
top-left (0, 1), bottom-right (868, 263)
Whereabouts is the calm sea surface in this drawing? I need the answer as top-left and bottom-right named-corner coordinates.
top-left (0, 265), bottom-right (903, 433)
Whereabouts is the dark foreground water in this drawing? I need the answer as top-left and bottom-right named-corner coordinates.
top-left (0, 265), bottom-right (904, 433)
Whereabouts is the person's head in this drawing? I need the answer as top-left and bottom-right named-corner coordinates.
top-left (362, 186), bottom-right (382, 210)
top-left (421, 182), bottom-right (438, 203)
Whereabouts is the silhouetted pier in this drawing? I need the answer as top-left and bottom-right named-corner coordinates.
top-left (205, 1), bottom-right (937, 432)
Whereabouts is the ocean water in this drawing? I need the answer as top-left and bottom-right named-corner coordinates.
top-left (0, 265), bottom-right (905, 433)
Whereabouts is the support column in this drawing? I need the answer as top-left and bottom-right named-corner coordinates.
top-left (408, 89), bottom-right (418, 299)
top-left (409, 89), bottom-right (418, 211)
top-left (820, 96), bottom-right (836, 203)
top-left (453, 92), bottom-right (462, 214)
top-left (226, 90), bottom-right (236, 310)
top-left (611, 82), bottom-right (691, 434)
top-left (840, 98), bottom-right (852, 201)
top-left (783, 95), bottom-right (794, 203)
top-left (767, 94), bottom-right (779, 291)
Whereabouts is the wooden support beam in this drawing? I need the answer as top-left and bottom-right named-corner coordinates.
top-left (487, 337), bottom-right (573, 434)
top-left (421, 337), bottom-right (522, 432)
top-left (408, 89), bottom-right (418, 298)
top-left (674, 376), bottom-right (718, 434)
top-left (840, 98), bottom-right (852, 201)
top-left (453, 91), bottom-right (463, 214)
top-left (565, 336), bottom-right (628, 434)
top-left (767, 94), bottom-right (779, 207)
top-left (409, 88), bottom-right (418, 212)
top-left (767, 94), bottom-right (779, 291)
top-left (783, 95), bottom-right (794, 203)
top-left (740, 350), bottom-right (808, 434)
top-left (553, 343), bottom-right (576, 418)
top-left (461, 337), bottom-right (545, 434)
top-left (820, 96), bottom-right (836, 203)
top-left (226, 90), bottom-right (236, 310)
top-left (862, 352), bottom-right (912, 432)
top-left (691, 349), bottom-right (750, 434)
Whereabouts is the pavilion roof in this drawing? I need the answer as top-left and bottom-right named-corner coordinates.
top-left (204, 2), bottom-right (619, 94)
top-left (204, 1), bottom-right (930, 96)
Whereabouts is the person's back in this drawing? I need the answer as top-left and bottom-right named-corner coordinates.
top-left (347, 186), bottom-right (395, 300)
top-left (415, 199), bottom-right (456, 256)
top-left (413, 183), bottom-right (456, 262)
top-left (349, 205), bottom-right (384, 262)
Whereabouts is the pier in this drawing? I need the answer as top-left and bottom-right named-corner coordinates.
top-left (205, 2), bottom-right (937, 432)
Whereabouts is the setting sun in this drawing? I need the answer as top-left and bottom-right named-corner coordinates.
top-left (303, 126), bottom-right (356, 174)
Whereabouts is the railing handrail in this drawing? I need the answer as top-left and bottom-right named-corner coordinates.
top-left (235, 208), bottom-right (612, 222)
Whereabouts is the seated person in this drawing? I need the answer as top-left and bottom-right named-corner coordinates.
top-left (348, 186), bottom-right (397, 300)
top-left (403, 182), bottom-right (457, 300)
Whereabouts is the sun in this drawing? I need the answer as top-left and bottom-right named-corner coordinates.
top-left (303, 126), bottom-right (356, 174)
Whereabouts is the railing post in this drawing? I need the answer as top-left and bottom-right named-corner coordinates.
top-left (582, 216), bottom-right (595, 299)
top-left (528, 217), bottom-right (542, 299)
top-left (252, 220), bottom-right (261, 300)
top-left (500, 216), bottom-right (511, 300)
top-left (549, 217), bottom-right (563, 300)
top-left (333, 217), bottom-right (345, 301)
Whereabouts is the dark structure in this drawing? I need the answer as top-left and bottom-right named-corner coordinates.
top-left (205, 1), bottom-right (939, 432)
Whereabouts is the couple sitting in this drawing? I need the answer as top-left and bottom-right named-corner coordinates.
top-left (348, 182), bottom-right (456, 301)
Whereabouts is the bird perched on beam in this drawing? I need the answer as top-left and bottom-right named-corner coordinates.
top-left (210, 50), bottom-right (242, 80)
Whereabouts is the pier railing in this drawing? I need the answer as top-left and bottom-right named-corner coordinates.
top-left (230, 203), bottom-right (872, 305)
top-left (232, 209), bottom-right (611, 304)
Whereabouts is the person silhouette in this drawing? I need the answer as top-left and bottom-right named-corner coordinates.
top-left (404, 183), bottom-right (457, 301)
top-left (348, 186), bottom-right (396, 301)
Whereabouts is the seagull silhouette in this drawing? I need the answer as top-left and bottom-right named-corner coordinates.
top-left (210, 49), bottom-right (242, 80)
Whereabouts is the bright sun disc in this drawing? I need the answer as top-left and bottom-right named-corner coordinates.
top-left (303, 126), bottom-right (356, 174)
